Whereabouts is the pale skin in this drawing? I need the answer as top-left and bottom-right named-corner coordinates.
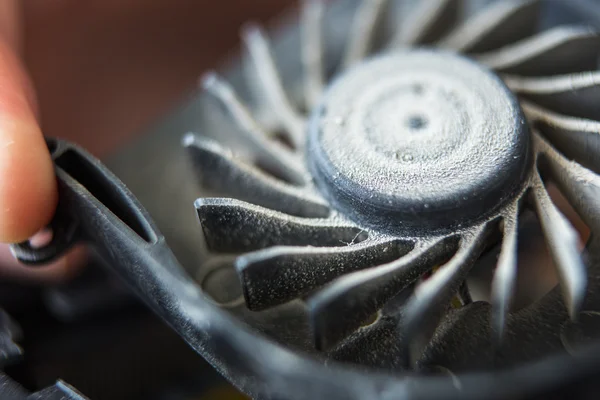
top-left (0, 0), bottom-right (70, 282)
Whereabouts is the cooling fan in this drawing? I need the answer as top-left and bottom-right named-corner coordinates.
top-left (9, 0), bottom-right (600, 399)
top-left (187, 0), bottom-right (600, 369)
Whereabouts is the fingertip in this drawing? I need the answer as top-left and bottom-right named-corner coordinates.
top-left (0, 120), bottom-right (57, 243)
top-left (0, 40), bottom-right (56, 243)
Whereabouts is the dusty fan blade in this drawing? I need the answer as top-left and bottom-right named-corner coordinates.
top-left (237, 239), bottom-right (410, 311)
top-left (196, 198), bottom-right (364, 253)
top-left (184, 135), bottom-right (328, 218)
top-left (308, 237), bottom-right (456, 350)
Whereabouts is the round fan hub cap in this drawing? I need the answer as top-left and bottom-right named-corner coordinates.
top-left (308, 50), bottom-right (530, 234)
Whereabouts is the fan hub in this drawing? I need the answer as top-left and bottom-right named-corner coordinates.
top-left (308, 50), bottom-right (530, 234)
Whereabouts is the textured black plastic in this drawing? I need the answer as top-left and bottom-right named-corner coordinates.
top-left (8, 139), bottom-right (600, 399)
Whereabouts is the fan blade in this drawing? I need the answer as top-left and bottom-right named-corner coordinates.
top-left (196, 198), bottom-right (364, 253)
top-left (531, 167), bottom-right (586, 320)
top-left (343, 0), bottom-right (388, 68)
top-left (505, 72), bottom-right (600, 121)
top-left (478, 26), bottom-right (600, 76)
top-left (535, 133), bottom-right (600, 235)
top-left (522, 101), bottom-right (600, 175)
top-left (302, 0), bottom-right (325, 108)
top-left (402, 223), bottom-right (490, 365)
top-left (184, 135), bottom-right (328, 218)
top-left (389, 0), bottom-right (460, 47)
top-left (308, 236), bottom-right (457, 351)
top-left (490, 203), bottom-right (519, 343)
top-left (439, 0), bottom-right (539, 53)
top-left (236, 239), bottom-right (410, 311)
top-left (201, 73), bottom-right (305, 184)
top-left (242, 24), bottom-right (305, 148)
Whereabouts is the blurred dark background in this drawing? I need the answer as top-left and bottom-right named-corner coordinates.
top-left (23, 0), bottom-right (296, 157)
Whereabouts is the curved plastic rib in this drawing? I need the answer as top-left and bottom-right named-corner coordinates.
top-left (532, 166), bottom-right (586, 320)
top-left (490, 203), bottom-right (519, 343)
top-left (242, 24), bottom-right (304, 148)
top-left (302, 0), bottom-right (325, 108)
top-left (535, 133), bottom-right (600, 236)
top-left (478, 26), bottom-right (600, 76)
top-left (236, 239), bottom-right (410, 311)
top-left (504, 72), bottom-right (600, 121)
top-left (196, 198), bottom-right (363, 253)
top-left (308, 237), bottom-right (457, 351)
top-left (439, 0), bottom-right (539, 53)
top-left (343, 0), bottom-right (388, 68)
top-left (201, 73), bottom-right (304, 185)
top-left (402, 224), bottom-right (490, 364)
top-left (522, 101), bottom-right (600, 175)
top-left (184, 135), bottom-right (328, 218)
top-left (389, 0), bottom-right (459, 47)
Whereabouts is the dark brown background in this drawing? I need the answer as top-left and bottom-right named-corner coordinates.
top-left (22, 0), bottom-right (296, 157)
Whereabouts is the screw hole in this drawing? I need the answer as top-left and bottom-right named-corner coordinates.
top-left (406, 115), bottom-right (428, 130)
